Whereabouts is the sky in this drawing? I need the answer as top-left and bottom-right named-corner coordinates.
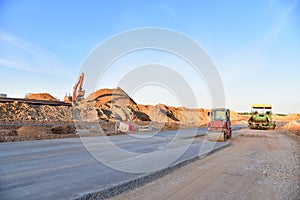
top-left (0, 0), bottom-right (299, 113)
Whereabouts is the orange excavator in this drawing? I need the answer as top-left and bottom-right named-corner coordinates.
top-left (64, 72), bottom-right (85, 104)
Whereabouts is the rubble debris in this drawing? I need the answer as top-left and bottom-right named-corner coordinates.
top-left (0, 102), bottom-right (72, 122)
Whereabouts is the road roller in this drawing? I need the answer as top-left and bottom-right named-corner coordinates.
top-left (207, 108), bottom-right (232, 142)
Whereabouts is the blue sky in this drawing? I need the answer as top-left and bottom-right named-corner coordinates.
top-left (0, 0), bottom-right (299, 113)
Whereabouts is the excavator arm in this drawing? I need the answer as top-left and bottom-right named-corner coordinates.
top-left (72, 72), bottom-right (84, 102)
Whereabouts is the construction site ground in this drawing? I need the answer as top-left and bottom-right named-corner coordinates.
top-left (1, 126), bottom-right (299, 199)
top-left (1, 90), bottom-right (299, 143)
top-left (110, 128), bottom-right (300, 200)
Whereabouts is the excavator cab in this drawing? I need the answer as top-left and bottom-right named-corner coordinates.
top-left (64, 72), bottom-right (85, 104)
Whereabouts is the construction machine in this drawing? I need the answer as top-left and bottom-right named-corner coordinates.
top-left (248, 104), bottom-right (276, 129)
top-left (64, 72), bottom-right (85, 104)
top-left (207, 108), bottom-right (232, 142)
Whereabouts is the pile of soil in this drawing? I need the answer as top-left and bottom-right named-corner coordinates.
top-left (85, 87), bottom-right (136, 105)
top-left (17, 126), bottom-right (51, 135)
top-left (80, 88), bottom-right (201, 124)
top-left (0, 124), bottom-right (78, 142)
top-left (0, 87), bottom-right (252, 142)
top-left (0, 102), bottom-right (72, 122)
top-left (273, 114), bottom-right (300, 122)
top-left (50, 125), bottom-right (76, 134)
top-left (135, 104), bottom-right (210, 126)
top-left (282, 121), bottom-right (300, 136)
top-left (75, 87), bottom-right (249, 126)
top-left (230, 110), bottom-right (249, 124)
top-left (25, 93), bottom-right (57, 101)
top-left (0, 87), bottom-right (245, 128)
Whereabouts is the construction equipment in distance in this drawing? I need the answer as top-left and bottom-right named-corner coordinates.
top-left (207, 108), bottom-right (232, 142)
top-left (64, 72), bottom-right (85, 104)
top-left (248, 104), bottom-right (276, 129)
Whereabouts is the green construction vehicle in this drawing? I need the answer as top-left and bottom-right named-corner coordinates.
top-left (248, 104), bottom-right (276, 129)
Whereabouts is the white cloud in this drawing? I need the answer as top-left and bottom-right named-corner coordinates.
top-left (0, 58), bottom-right (36, 71)
top-left (264, 0), bottom-right (299, 42)
top-left (0, 32), bottom-right (37, 54)
top-left (0, 31), bottom-right (72, 78)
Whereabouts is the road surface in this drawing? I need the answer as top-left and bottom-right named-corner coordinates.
top-left (0, 126), bottom-right (244, 200)
top-left (110, 129), bottom-right (300, 200)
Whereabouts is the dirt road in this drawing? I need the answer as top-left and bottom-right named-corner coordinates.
top-left (110, 129), bottom-right (300, 200)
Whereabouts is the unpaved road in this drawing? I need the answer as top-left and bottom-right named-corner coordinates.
top-left (110, 129), bottom-right (300, 200)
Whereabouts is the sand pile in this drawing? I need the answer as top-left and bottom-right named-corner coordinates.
top-left (79, 98), bottom-right (208, 125)
top-left (230, 111), bottom-right (249, 124)
top-left (273, 114), bottom-right (300, 122)
top-left (85, 87), bottom-right (136, 106)
top-left (77, 87), bottom-right (248, 126)
top-left (25, 93), bottom-right (57, 101)
top-left (282, 121), bottom-right (300, 136)
top-left (135, 104), bottom-right (209, 126)
top-left (0, 87), bottom-right (249, 126)
top-left (0, 87), bottom-right (280, 142)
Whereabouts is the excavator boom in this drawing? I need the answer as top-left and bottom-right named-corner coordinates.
top-left (73, 72), bottom-right (85, 102)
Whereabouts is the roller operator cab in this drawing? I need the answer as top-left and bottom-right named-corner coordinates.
top-left (207, 108), bottom-right (232, 142)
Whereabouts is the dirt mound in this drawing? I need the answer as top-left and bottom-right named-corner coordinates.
top-left (78, 88), bottom-right (139, 121)
top-left (273, 114), bottom-right (300, 122)
top-left (0, 86), bottom-right (254, 132)
top-left (26, 93), bottom-right (57, 101)
top-left (78, 88), bottom-right (248, 126)
top-left (135, 104), bottom-right (209, 126)
top-left (17, 126), bottom-right (51, 136)
top-left (0, 130), bottom-right (18, 136)
top-left (282, 121), bottom-right (300, 136)
top-left (230, 111), bottom-right (249, 124)
top-left (0, 102), bottom-right (72, 122)
top-left (85, 87), bottom-right (136, 105)
top-left (0, 124), bottom-right (79, 142)
top-left (50, 125), bottom-right (76, 134)
top-left (78, 100), bottom-right (210, 125)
